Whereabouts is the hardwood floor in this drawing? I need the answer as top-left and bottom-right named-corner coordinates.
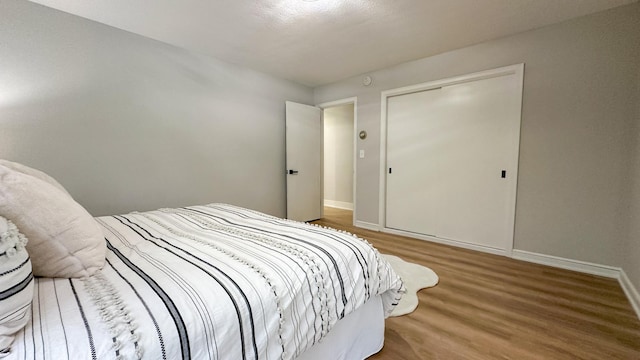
top-left (313, 207), bottom-right (640, 360)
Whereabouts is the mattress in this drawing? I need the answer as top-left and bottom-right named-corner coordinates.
top-left (8, 204), bottom-right (403, 359)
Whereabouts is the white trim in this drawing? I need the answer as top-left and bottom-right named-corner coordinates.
top-left (383, 228), bottom-right (509, 257)
top-left (320, 108), bottom-right (324, 220)
top-left (323, 200), bottom-right (354, 210)
top-left (512, 249), bottom-right (640, 320)
top-left (618, 269), bottom-right (640, 320)
top-left (317, 97), bottom-right (358, 226)
top-left (378, 92), bottom-right (388, 233)
top-left (382, 66), bottom-right (522, 98)
top-left (317, 97), bottom-right (357, 109)
top-left (512, 249), bottom-right (620, 278)
top-left (379, 64), bottom-right (524, 254)
top-left (355, 221), bottom-right (380, 232)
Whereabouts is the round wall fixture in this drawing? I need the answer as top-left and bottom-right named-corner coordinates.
top-left (363, 75), bottom-right (372, 86)
top-left (359, 130), bottom-right (367, 140)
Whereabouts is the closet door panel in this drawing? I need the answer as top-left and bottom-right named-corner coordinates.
top-left (435, 75), bottom-right (520, 249)
top-left (386, 88), bottom-right (445, 236)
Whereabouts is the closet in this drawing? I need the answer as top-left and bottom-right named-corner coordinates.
top-left (382, 65), bottom-right (523, 253)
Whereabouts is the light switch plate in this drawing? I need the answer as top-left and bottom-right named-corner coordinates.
top-left (359, 150), bottom-right (365, 158)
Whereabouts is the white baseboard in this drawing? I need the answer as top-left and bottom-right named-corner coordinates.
top-left (355, 221), bottom-right (380, 231)
top-left (324, 200), bottom-right (354, 211)
top-left (512, 249), bottom-right (640, 320)
top-left (349, 223), bottom-right (640, 319)
top-left (511, 249), bottom-right (620, 278)
top-left (619, 269), bottom-right (640, 320)
top-left (383, 227), bottom-right (509, 257)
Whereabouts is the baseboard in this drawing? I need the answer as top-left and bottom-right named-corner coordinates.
top-left (352, 223), bottom-right (640, 319)
top-left (511, 250), bottom-right (620, 278)
top-left (383, 228), bottom-right (509, 257)
top-left (512, 249), bottom-right (640, 320)
top-left (324, 200), bottom-right (354, 211)
top-left (355, 221), bottom-right (380, 231)
top-left (619, 269), bottom-right (640, 320)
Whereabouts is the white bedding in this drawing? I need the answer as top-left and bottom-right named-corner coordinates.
top-left (8, 204), bottom-right (404, 359)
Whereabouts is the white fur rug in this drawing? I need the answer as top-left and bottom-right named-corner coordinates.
top-left (382, 254), bottom-right (439, 317)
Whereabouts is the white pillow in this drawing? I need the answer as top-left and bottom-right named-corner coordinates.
top-left (0, 164), bottom-right (106, 278)
top-left (0, 216), bottom-right (34, 357)
top-left (0, 159), bottom-right (70, 197)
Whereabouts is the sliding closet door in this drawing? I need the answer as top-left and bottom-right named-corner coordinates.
top-left (385, 69), bottom-right (522, 251)
top-left (386, 88), bottom-right (445, 237)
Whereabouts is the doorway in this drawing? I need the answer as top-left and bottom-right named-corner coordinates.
top-left (318, 98), bottom-right (357, 225)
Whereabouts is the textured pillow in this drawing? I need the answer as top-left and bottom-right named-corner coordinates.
top-left (0, 159), bottom-right (70, 197)
top-left (0, 216), bottom-right (34, 358)
top-left (0, 165), bottom-right (105, 278)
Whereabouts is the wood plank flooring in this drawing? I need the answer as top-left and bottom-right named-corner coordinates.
top-left (312, 207), bottom-right (640, 360)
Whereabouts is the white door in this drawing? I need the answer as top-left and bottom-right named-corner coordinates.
top-left (385, 69), bottom-right (522, 251)
top-left (386, 87), bottom-right (444, 238)
top-left (286, 101), bottom-right (322, 222)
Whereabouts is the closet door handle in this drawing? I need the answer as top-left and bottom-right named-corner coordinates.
top-left (288, 170), bottom-right (299, 175)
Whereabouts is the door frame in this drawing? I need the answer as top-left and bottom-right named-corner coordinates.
top-left (378, 64), bottom-right (524, 256)
top-left (317, 97), bottom-right (358, 226)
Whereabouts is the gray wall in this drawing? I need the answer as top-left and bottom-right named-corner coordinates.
top-left (314, 3), bottom-right (640, 269)
top-left (323, 104), bottom-right (354, 206)
top-left (0, 0), bottom-right (313, 217)
top-left (624, 67), bottom-right (640, 294)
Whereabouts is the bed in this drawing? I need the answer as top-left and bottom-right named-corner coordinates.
top-left (6, 203), bottom-right (404, 360)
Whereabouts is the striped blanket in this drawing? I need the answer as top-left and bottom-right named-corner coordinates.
top-left (9, 204), bottom-right (404, 359)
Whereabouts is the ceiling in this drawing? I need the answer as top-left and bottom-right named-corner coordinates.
top-left (29, 0), bottom-right (636, 87)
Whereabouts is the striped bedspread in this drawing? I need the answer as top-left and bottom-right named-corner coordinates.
top-left (9, 204), bottom-right (404, 360)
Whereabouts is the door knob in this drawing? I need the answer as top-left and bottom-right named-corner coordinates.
top-left (288, 170), bottom-right (299, 175)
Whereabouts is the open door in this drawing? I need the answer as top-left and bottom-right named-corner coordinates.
top-left (286, 101), bottom-right (322, 222)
